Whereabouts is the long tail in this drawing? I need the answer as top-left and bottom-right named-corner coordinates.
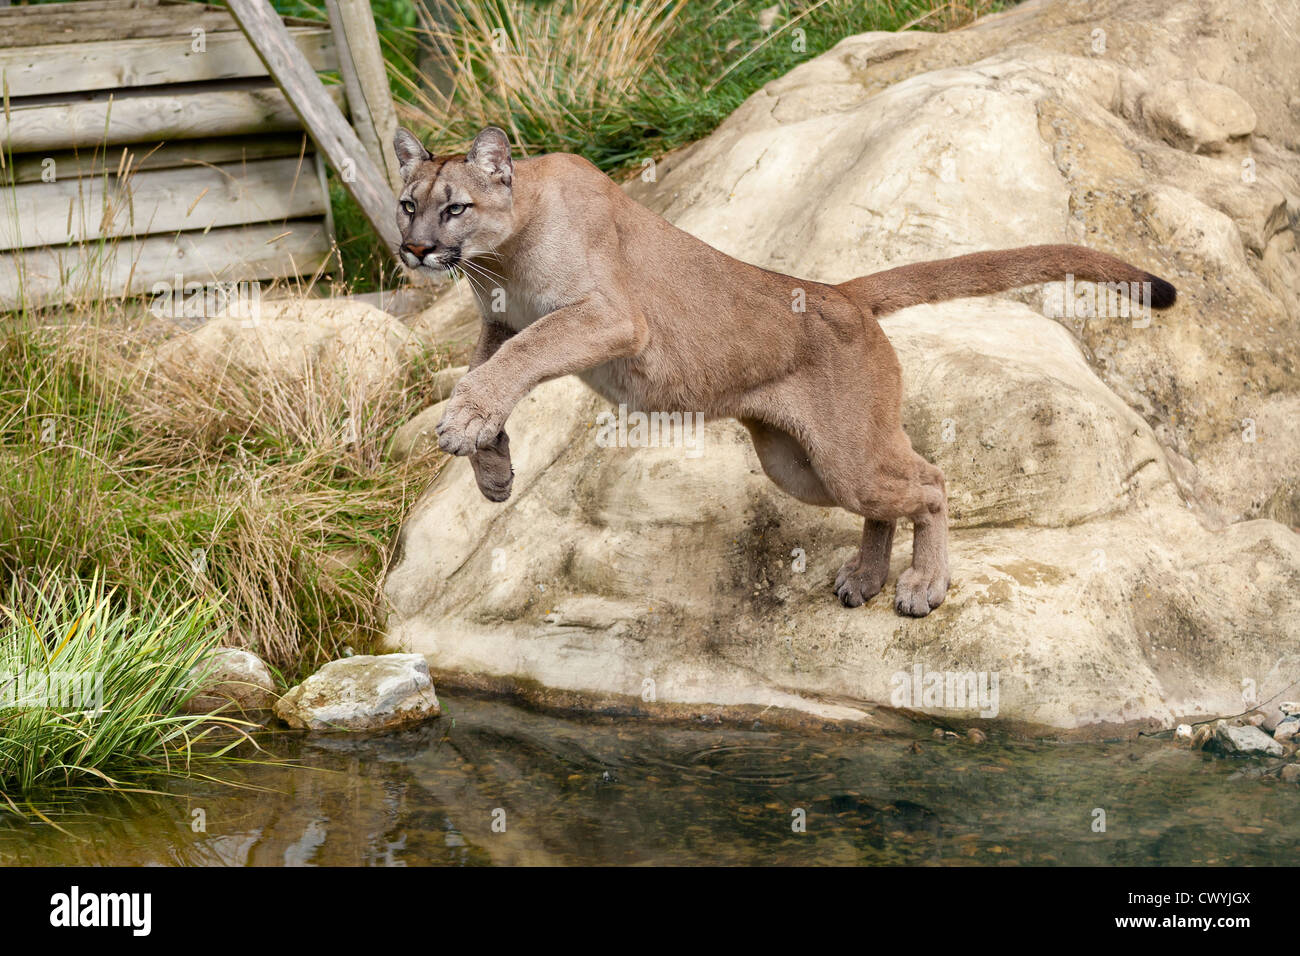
top-left (837, 243), bottom-right (1177, 318)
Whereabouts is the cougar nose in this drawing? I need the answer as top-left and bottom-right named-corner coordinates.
top-left (402, 242), bottom-right (433, 259)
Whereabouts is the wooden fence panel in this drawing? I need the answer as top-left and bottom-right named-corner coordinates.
top-left (0, 219), bottom-right (333, 309)
top-left (1, 156), bottom-right (327, 251)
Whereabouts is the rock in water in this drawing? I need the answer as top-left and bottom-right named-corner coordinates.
top-left (274, 654), bottom-right (441, 732)
top-left (185, 648), bottom-right (276, 713)
top-left (1211, 724), bottom-right (1285, 758)
top-left (1273, 718), bottom-right (1299, 743)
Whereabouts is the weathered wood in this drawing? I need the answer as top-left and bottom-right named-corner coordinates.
top-left (2, 133), bottom-right (311, 185)
top-left (324, 0), bottom-right (380, 184)
top-left (0, 0), bottom-right (162, 18)
top-left (0, 26), bottom-right (336, 97)
top-left (0, 219), bottom-right (332, 310)
top-left (0, 156), bottom-right (326, 251)
top-left (2, 81), bottom-right (345, 153)
top-left (225, 0), bottom-right (400, 250)
top-left (0, 2), bottom-right (325, 46)
top-left (0, 10), bottom-right (239, 48)
top-left (325, 0), bottom-right (401, 190)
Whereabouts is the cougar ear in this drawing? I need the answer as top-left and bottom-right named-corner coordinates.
top-left (393, 127), bottom-right (431, 182)
top-left (467, 126), bottom-right (513, 186)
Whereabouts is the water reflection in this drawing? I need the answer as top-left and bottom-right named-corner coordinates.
top-left (1, 695), bottom-right (1297, 865)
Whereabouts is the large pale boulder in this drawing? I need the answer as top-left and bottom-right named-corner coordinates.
top-left (384, 0), bottom-right (1300, 734)
top-left (385, 311), bottom-right (1300, 732)
top-left (151, 298), bottom-right (423, 396)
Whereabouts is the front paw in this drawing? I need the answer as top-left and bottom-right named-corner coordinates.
top-left (470, 431), bottom-right (514, 502)
top-left (436, 379), bottom-right (507, 456)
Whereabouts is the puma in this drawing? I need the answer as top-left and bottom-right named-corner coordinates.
top-left (393, 126), bottom-right (1176, 617)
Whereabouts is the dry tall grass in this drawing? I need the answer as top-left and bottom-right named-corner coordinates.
top-left (394, 0), bottom-right (687, 154)
top-left (1, 310), bottom-right (448, 679)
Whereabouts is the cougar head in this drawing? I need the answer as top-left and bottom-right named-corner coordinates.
top-left (392, 126), bottom-right (514, 275)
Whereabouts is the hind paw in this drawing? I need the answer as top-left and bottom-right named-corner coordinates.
top-left (894, 566), bottom-right (949, 618)
top-left (834, 556), bottom-right (888, 608)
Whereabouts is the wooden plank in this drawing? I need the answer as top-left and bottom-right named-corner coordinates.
top-left (0, 0), bottom-right (163, 17)
top-left (0, 218), bottom-right (332, 310)
top-left (313, 149), bottom-right (336, 246)
top-left (226, 0), bottom-right (400, 251)
top-left (0, 2), bottom-right (325, 43)
top-left (0, 9), bottom-right (239, 48)
top-left (325, 0), bottom-right (401, 190)
top-left (0, 0), bottom-right (323, 25)
top-left (2, 81), bottom-right (345, 152)
top-left (0, 26), bottom-right (336, 97)
top-left (1, 133), bottom-right (311, 185)
top-left (0, 156), bottom-right (328, 251)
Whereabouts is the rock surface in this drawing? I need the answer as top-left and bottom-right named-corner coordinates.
top-left (1210, 723), bottom-right (1285, 758)
top-left (274, 654), bottom-right (441, 732)
top-left (384, 0), bottom-right (1300, 734)
top-left (185, 647), bottom-right (276, 713)
top-left (151, 298), bottom-right (423, 397)
top-left (388, 366), bottom-right (467, 462)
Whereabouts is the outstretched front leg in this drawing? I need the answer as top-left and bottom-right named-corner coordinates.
top-left (436, 295), bottom-right (646, 455)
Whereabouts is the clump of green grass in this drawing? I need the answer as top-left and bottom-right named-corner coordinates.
top-left (0, 574), bottom-right (246, 811)
top-left (393, 0), bottom-right (1005, 169)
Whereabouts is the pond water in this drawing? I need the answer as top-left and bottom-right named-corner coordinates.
top-left (1, 694), bottom-right (1297, 865)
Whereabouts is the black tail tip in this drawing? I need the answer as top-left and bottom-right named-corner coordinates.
top-left (1148, 275), bottom-right (1177, 309)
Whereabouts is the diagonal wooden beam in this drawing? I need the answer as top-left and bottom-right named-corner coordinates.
top-left (225, 0), bottom-right (400, 251)
top-left (325, 0), bottom-right (402, 192)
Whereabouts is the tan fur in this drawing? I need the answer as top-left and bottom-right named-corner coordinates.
top-left (393, 127), bottom-right (1177, 616)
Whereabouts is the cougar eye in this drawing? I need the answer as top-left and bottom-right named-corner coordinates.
top-left (446, 203), bottom-right (468, 216)
top-left (400, 199), bottom-right (416, 214)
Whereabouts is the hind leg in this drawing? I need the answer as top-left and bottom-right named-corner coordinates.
top-left (801, 425), bottom-right (949, 617)
top-left (834, 518), bottom-right (896, 607)
top-left (893, 454), bottom-right (949, 617)
top-left (745, 419), bottom-right (893, 606)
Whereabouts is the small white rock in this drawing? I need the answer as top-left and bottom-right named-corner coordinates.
top-left (1273, 718), bottom-right (1299, 743)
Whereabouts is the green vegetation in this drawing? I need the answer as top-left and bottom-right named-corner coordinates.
top-left (0, 575), bottom-right (244, 808)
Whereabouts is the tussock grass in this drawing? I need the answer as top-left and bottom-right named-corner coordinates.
top-left (0, 311), bottom-right (448, 682)
top-left (392, 0), bottom-right (1005, 168)
top-left (0, 574), bottom-right (248, 809)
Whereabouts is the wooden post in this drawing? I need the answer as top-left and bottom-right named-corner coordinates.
top-left (225, 0), bottom-right (400, 251)
top-left (325, 0), bottom-right (402, 192)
